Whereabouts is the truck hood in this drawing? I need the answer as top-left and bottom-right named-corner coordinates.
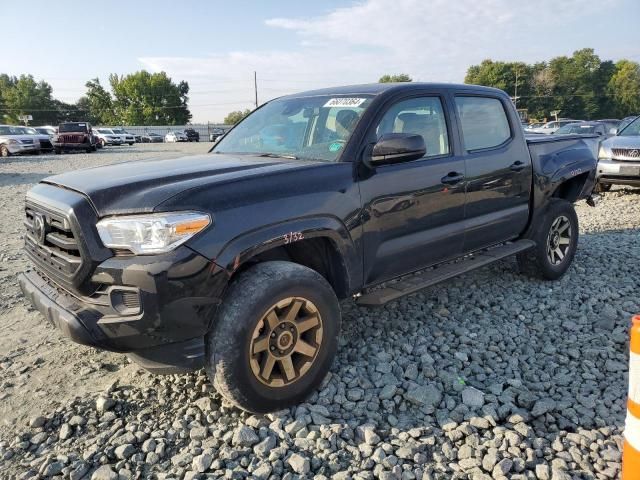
top-left (42, 153), bottom-right (323, 216)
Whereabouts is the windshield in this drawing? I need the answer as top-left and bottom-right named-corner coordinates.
top-left (213, 94), bottom-right (374, 161)
top-left (24, 127), bottom-right (37, 134)
top-left (0, 126), bottom-right (28, 135)
top-left (97, 129), bottom-right (113, 134)
top-left (112, 128), bottom-right (125, 134)
top-left (556, 124), bottom-right (597, 134)
top-left (619, 117), bottom-right (640, 136)
top-left (59, 123), bottom-right (87, 133)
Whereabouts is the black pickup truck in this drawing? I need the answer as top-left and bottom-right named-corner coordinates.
top-left (19, 83), bottom-right (599, 413)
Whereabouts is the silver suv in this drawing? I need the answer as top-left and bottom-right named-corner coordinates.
top-left (597, 116), bottom-right (640, 191)
top-left (0, 125), bottom-right (41, 157)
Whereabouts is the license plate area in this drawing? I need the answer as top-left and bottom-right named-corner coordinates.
top-left (620, 166), bottom-right (640, 175)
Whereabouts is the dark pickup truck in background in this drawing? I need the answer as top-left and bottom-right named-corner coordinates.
top-left (19, 83), bottom-right (598, 413)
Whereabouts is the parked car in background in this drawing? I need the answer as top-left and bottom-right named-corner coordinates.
top-left (110, 128), bottom-right (136, 145)
top-left (209, 127), bottom-right (226, 142)
top-left (94, 128), bottom-right (123, 146)
top-left (54, 122), bottom-right (96, 154)
top-left (554, 121), bottom-right (612, 137)
top-left (524, 122), bottom-right (544, 131)
top-left (0, 125), bottom-right (41, 157)
top-left (34, 126), bottom-right (57, 137)
top-left (527, 119), bottom-right (579, 134)
top-left (184, 128), bottom-right (200, 142)
top-left (141, 133), bottom-right (164, 143)
top-left (19, 127), bottom-right (54, 152)
top-left (596, 116), bottom-right (640, 191)
top-left (617, 115), bottom-right (638, 134)
top-left (165, 131), bottom-right (188, 142)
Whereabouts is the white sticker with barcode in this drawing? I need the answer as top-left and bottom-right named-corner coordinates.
top-left (323, 98), bottom-right (367, 108)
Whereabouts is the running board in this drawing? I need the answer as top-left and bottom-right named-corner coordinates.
top-left (356, 240), bottom-right (535, 307)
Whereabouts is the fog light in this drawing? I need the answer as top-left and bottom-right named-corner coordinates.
top-left (110, 289), bottom-right (141, 315)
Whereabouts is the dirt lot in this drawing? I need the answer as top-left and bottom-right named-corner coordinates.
top-left (0, 143), bottom-right (638, 479)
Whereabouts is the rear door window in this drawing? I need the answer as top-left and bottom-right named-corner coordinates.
top-left (455, 96), bottom-right (511, 151)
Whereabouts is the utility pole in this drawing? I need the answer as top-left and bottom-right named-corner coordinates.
top-left (254, 71), bottom-right (258, 109)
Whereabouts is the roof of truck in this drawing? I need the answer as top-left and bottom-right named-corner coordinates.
top-left (280, 82), bottom-right (506, 98)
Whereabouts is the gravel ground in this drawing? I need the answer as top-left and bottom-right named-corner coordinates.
top-left (0, 144), bottom-right (639, 480)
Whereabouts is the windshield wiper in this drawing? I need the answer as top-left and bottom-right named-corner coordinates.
top-left (258, 153), bottom-right (298, 160)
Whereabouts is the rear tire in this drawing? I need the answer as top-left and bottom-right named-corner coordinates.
top-left (594, 182), bottom-right (612, 193)
top-left (517, 198), bottom-right (578, 280)
top-left (205, 261), bottom-right (340, 413)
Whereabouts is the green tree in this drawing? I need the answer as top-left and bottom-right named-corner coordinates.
top-left (0, 74), bottom-right (17, 123)
top-left (378, 74), bottom-right (412, 83)
top-left (1, 74), bottom-right (58, 124)
top-left (224, 109), bottom-right (252, 125)
top-left (464, 49), bottom-right (624, 120)
top-left (109, 71), bottom-right (191, 125)
top-left (83, 78), bottom-right (115, 125)
top-left (608, 60), bottom-right (640, 116)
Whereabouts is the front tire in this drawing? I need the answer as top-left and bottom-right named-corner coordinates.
top-left (206, 261), bottom-right (340, 413)
top-left (517, 198), bottom-right (578, 280)
top-left (594, 182), bottom-right (612, 193)
top-left (0, 145), bottom-right (10, 157)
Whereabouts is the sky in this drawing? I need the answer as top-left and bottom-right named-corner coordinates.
top-left (4, 0), bottom-right (640, 123)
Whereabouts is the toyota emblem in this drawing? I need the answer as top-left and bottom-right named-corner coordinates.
top-left (33, 213), bottom-right (47, 244)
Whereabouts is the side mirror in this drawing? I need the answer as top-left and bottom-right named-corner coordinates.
top-left (370, 133), bottom-right (426, 166)
top-left (610, 128), bottom-right (618, 135)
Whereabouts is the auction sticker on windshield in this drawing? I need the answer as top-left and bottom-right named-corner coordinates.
top-left (324, 98), bottom-right (367, 108)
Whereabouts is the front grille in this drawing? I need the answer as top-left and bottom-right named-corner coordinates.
top-left (24, 204), bottom-right (83, 280)
top-left (612, 148), bottom-right (640, 160)
top-left (21, 139), bottom-right (34, 145)
top-left (39, 139), bottom-right (53, 149)
top-left (60, 134), bottom-right (84, 144)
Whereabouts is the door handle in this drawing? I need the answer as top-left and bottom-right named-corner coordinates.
top-left (510, 161), bottom-right (526, 172)
top-left (441, 172), bottom-right (465, 185)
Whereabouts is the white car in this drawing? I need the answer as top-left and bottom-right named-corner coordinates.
top-left (165, 131), bottom-right (188, 142)
top-left (527, 120), bottom-right (579, 135)
top-left (110, 128), bottom-right (136, 145)
top-left (0, 125), bottom-right (41, 157)
top-left (94, 128), bottom-right (124, 146)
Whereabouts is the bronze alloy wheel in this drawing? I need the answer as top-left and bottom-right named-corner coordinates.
top-left (546, 215), bottom-right (572, 265)
top-left (249, 297), bottom-right (323, 387)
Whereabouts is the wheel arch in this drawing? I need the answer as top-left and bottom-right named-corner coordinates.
top-left (214, 217), bottom-right (361, 299)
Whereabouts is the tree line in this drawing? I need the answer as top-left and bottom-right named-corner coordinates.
top-left (464, 48), bottom-right (640, 120)
top-left (3, 49), bottom-right (638, 126)
top-left (0, 71), bottom-right (191, 126)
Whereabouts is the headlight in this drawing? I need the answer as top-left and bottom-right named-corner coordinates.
top-left (599, 145), bottom-right (612, 159)
top-left (7, 139), bottom-right (19, 145)
top-left (96, 212), bottom-right (211, 254)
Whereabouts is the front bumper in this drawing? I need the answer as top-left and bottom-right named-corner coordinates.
top-left (19, 246), bottom-right (230, 372)
top-left (55, 143), bottom-right (93, 150)
top-left (597, 158), bottom-right (640, 186)
top-left (8, 143), bottom-right (39, 154)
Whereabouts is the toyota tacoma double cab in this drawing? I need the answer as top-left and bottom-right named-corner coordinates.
top-left (54, 122), bottom-right (97, 154)
top-left (19, 83), bottom-right (598, 413)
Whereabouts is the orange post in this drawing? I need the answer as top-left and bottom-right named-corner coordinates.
top-left (622, 315), bottom-right (640, 479)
